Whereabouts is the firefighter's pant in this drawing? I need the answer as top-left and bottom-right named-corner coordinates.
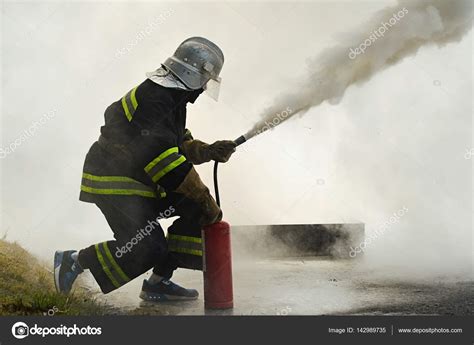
top-left (78, 192), bottom-right (204, 294)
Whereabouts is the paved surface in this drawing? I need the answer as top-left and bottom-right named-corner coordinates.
top-left (94, 256), bottom-right (473, 316)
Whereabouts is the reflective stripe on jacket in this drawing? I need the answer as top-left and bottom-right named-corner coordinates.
top-left (80, 79), bottom-right (193, 203)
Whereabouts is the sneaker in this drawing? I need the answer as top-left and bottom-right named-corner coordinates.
top-left (54, 250), bottom-right (83, 294)
top-left (139, 279), bottom-right (199, 302)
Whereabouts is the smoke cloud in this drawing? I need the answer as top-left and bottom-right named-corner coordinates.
top-left (245, 0), bottom-right (473, 139)
top-left (1, 0), bottom-right (471, 285)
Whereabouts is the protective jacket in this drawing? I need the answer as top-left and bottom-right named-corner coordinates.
top-left (77, 80), bottom-right (213, 293)
top-left (80, 79), bottom-right (198, 202)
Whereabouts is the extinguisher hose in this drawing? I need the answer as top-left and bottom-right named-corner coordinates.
top-left (213, 135), bottom-right (247, 207)
top-left (213, 161), bottom-right (221, 207)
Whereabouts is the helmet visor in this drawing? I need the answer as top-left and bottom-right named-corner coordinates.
top-left (204, 77), bottom-right (221, 101)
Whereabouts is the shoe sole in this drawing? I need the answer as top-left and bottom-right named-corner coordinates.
top-left (139, 290), bottom-right (198, 302)
top-left (53, 251), bottom-right (63, 293)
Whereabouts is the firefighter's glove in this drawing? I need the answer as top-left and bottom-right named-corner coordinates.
top-left (182, 139), bottom-right (237, 164)
top-left (208, 140), bottom-right (237, 163)
top-left (175, 167), bottom-right (222, 226)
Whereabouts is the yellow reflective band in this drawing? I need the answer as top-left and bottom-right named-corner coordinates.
top-left (95, 244), bottom-right (120, 288)
top-left (168, 234), bottom-right (202, 244)
top-left (131, 87), bottom-right (138, 109)
top-left (121, 86), bottom-right (139, 122)
top-left (82, 173), bottom-right (138, 183)
top-left (151, 155), bottom-right (186, 183)
top-left (144, 147), bottom-right (179, 173)
top-left (168, 246), bottom-right (203, 256)
top-left (103, 242), bottom-right (130, 283)
top-left (81, 185), bottom-right (156, 198)
top-left (157, 185), bottom-right (167, 198)
top-left (122, 96), bottom-right (132, 122)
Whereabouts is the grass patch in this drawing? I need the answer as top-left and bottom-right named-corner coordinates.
top-left (0, 239), bottom-right (113, 315)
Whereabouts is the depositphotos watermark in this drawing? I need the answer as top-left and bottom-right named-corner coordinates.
top-left (11, 321), bottom-right (101, 339)
top-left (114, 206), bottom-right (175, 258)
top-left (348, 7), bottom-right (408, 60)
top-left (115, 9), bottom-right (173, 58)
top-left (43, 305), bottom-right (62, 316)
top-left (350, 206), bottom-right (408, 257)
top-left (276, 306), bottom-right (292, 316)
top-left (256, 106), bottom-right (293, 135)
top-left (0, 108), bottom-right (57, 159)
top-left (464, 148), bottom-right (474, 160)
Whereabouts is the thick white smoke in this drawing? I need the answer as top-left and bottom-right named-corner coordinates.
top-left (245, 0), bottom-right (473, 139)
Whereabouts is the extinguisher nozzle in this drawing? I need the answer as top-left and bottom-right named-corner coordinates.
top-left (234, 135), bottom-right (247, 146)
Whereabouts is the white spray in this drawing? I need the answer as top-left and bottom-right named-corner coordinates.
top-left (244, 0), bottom-right (473, 139)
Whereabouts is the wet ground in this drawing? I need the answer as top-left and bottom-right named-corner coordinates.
top-left (95, 257), bottom-right (473, 316)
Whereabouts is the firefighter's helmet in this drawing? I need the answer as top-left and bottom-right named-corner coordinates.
top-left (163, 37), bottom-right (224, 101)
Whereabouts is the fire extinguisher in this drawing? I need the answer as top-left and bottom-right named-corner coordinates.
top-left (202, 135), bottom-right (246, 309)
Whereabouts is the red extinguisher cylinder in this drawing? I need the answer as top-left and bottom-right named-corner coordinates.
top-left (203, 221), bottom-right (234, 309)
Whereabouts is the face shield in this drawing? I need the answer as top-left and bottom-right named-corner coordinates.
top-left (203, 76), bottom-right (222, 101)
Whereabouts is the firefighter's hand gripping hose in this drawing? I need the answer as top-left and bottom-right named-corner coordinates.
top-left (182, 140), bottom-right (237, 165)
top-left (213, 135), bottom-right (247, 207)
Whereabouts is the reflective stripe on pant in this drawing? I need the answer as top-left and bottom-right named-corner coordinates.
top-left (165, 204), bottom-right (204, 271)
top-left (77, 194), bottom-right (171, 293)
top-left (167, 234), bottom-right (203, 257)
top-left (95, 242), bottom-right (130, 288)
top-left (77, 192), bottom-right (204, 293)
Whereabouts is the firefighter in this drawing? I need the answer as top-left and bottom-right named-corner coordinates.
top-left (54, 37), bottom-right (237, 301)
